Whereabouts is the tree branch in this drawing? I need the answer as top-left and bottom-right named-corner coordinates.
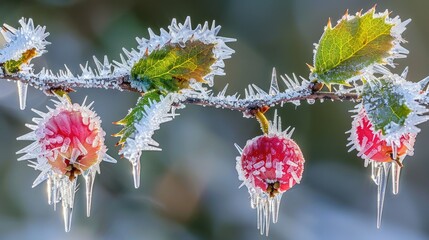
top-left (181, 90), bottom-right (359, 113)
top-left (0, 71), bottom-right (360, 112)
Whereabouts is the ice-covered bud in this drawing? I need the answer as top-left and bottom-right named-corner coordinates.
top-left (235, 112), bottom-right (304, 236)
top-left (16, 97), bottom-right (116, 232)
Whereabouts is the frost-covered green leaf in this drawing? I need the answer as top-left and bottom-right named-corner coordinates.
top-left (362, 69), bottom-right (429, 140)
top-left (114, 90), bottom-right (165, 146)
top-left (310, 8), bottom-right (410, 87)
top-left (363, 79), bottom-right (411, 135)
top-left (131, 41), bottom-right (215, 92)
top-left (114, 91), bottom-right (177, 188)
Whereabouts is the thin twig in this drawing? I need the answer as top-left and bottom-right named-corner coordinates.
top-left (0, 72), bottom-right (360, 112)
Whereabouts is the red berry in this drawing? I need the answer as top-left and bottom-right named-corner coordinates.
top-left (239, 134), bottom-right (304, 196)
top-left (17, 97), bottom-right (115, 232)
top-left (41, 108), bottom-right (104, 180)
top-left (349, 109), bottom-right (415, 162)
top-left (236, 125), bottom-right (305, 236)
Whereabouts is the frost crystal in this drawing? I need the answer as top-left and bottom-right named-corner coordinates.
top-left (180, 68), bottom-right (311, 112)
top-left (0, 18), bottom-right (50, 63)
top-left (119, 93), bottom-right (178, 188)
top-left (16, 97), bottom-right (116, 232)
top-left (0, 18), bottom-right (50, 109)
top-left (235, 111), bottom-right (305, 236)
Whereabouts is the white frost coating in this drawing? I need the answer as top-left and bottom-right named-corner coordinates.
top-left (119, 93), bottom-right (178, 188)
top-left (16, 96), bottom-right (116, 232)
top-left (0, 18), bottom-right (50, 63)
top-left (128, 16), bottom-right (236, 91)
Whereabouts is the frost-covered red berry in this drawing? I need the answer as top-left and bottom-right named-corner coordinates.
top-left (347, 107), bottom-right (416, 228)
top-left (16, 97), bottom-right (116, 232)
top-left (239, 135), bottom-right (304, 196)
top-left (41, 107), bottom-right (104, 180)
top-left (236, 113), bottom-right (304, 236)
top-left (348, 108), bottom-right (415, 163)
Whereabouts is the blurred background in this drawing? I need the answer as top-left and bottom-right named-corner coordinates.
top-left (1, 0), bottom-right (429, 239)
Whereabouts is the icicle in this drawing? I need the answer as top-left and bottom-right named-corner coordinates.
top-left (53, 178), bottom-right (58, 210)
top-left (132, 157), bottom-right (141, 189)
top-left (265, 199), bottom-right (271, 236)
top-left (376, 163), bottom-right (391, 229)
top-left (62, 180), bottom-right (76, 232)
top-left (63, 201), bottom-right (73, 232)
top-left (83, 171), bottom-right (96, 217)
top-left (47, 176), bottom-right (53, 205)
top-left (391, 158), bottom-right (403, 195)
top-left (371, 162), bottom-right (379, 185)
top-left (17, 81), bottom-right (28, 110)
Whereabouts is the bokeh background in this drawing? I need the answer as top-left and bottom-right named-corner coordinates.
top-left (1, 0), bottom-right (429, 239)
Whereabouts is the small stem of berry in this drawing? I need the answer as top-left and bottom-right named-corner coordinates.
top-left (255, 110), bottom-right (269, 134)
top-left (52, 89), bottom-right (72, 103)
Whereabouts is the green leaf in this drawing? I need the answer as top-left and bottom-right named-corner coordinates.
top-left (362, 79), bottom-right (412, 135)
top-left (114, 90), bottom-right (165, 146)
top-left (131, 41), bottom-right (215, 92)
top-left (4, 59), bottom-right (21, 74)
top-left (310, 8), bottom-right (396, 87)
top-left (3, 48), bottom-right (37, 74)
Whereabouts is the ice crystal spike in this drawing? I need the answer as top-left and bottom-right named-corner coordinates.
top-left (17, 81), bottom-right (28, 110)
top-left (16, 96), bottom-right (116, 232)
top-left (269, 68), bottom-right (279, 95)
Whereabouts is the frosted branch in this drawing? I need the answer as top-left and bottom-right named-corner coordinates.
top-left (0, 69), bottom-right (360, 113)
